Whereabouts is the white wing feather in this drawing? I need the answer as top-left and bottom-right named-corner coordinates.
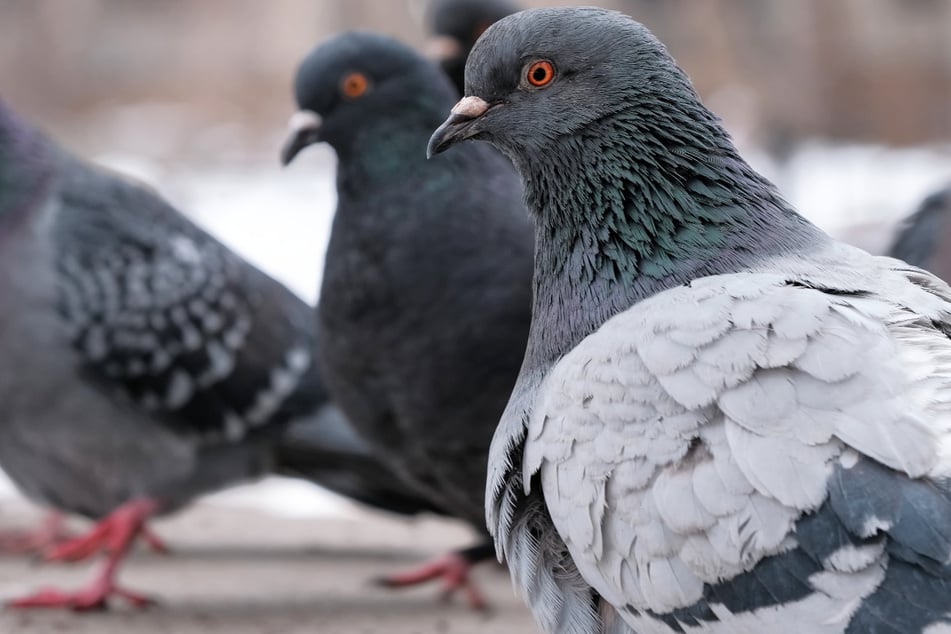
top-left (524, 258), bottom-right (951, 626)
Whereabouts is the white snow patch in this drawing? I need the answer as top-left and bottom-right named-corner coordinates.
top-left (199, 476), bottom-right (358, 519)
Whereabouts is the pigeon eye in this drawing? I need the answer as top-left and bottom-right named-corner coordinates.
top-left (525, 60), bottom-right (555, 88)
top-left (340, 72), bottom-right (369, 99)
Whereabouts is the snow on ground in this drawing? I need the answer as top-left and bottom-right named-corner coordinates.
top-left (2, 134), bottom-right (950, 520)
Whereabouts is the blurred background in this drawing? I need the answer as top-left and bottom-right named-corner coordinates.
top-left (4, 0), bottom-right (951, 149)
top-left (2, 0), bottom-right (951, 267)
top-left (0, 1), bottom-right (950, 631)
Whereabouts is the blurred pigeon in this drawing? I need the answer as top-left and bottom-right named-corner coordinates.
top-left (430, 7), bottom-right (951, 633)
top-left (0, 99), bottom-right (324, 610)
top-left (425, 0), bottom-right (519, 95)
top-left (888, 184), bottom-right (951, 281)
top-left (276, 323), bottom-right (444, 517)
top-left (282, 32), bottom-right (533, 607)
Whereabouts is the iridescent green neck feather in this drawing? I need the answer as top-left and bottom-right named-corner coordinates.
top-left (519, 90), bottom-right (825, 371)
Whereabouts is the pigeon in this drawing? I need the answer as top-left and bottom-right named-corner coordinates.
top-left (430, 7), bottom-right (951, 634)
top-left (281, 31), bottom-right (534, 607)
top-left (0, 99), bottom-right (324, 610)
top-left (425, 0), bottom-right (520, 96)
top-left (887, 184), bottom-right (951, 281)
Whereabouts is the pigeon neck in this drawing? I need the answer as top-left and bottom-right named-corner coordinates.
top-left (519, 115), bottom-right (822, 371)
top-left (337, 117), bottom-right (444, 197)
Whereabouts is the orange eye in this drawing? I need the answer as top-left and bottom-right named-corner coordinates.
top-left (526, 60), bottom-right (555, 88)
top-left (340, 72), bottom-right (368, 99)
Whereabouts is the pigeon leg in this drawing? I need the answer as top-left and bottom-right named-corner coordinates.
top-left (0, 512), bottom-right (167, 557)
top-left (8, 499), bottom-right (159, 611)
top-left (0, 512), bottom-right (71, 554)
top-left (41, 500), bottom-right (165, 563)
top-left (374, 543), bottom-right (494, 610)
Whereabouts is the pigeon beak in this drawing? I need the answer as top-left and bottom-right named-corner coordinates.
top-left (427, 96), bottom-right (491, 158)
top-left (280, 110), bottom-right (323, 166)
top-left (425, 35), bottom-right (463, 63)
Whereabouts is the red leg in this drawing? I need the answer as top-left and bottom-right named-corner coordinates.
top-left (0, 511), bottom-right (167, 558)
top-left (42, 501), bottom-right (169, 563)
top-left (0, 512), bottom-right (71, 554)
top-left (8, 499), bottom-right (159, 611)
top-left (375, 549), bottom-right (489, 610)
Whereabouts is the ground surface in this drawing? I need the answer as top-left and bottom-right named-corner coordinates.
top-left (0, 492), bottom-right (537, 634)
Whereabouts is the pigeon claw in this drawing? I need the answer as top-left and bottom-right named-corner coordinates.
top-left (374, 551), bottom-right (489, 611)
top-left (9, 498), bottom-right (161, 611)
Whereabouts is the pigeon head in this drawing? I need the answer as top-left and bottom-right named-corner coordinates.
top-left (281, 32), bottom-right (457, 167)
top-left (425, 0), bottom-right (519, 93)
top-left (430, 7), bottom-right (816, 350)
top-left (428, 7), bottom-right (701, 164)
top-left (428, 8), bottom-right (800, 232)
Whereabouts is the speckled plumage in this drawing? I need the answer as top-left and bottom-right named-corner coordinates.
top-left (430, 7), bottom-right (951, 633)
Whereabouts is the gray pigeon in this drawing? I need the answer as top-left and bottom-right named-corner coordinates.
top-left (0, 99), bottom-right (325, 610)
top-left (888, 184), bottom-right (951, 281)
top-left (281, 32), bottom-right (534, 606)
top-left (430, 7), bottom-right (951, 634)
top-left (425, 0), bottom-right (520, 96)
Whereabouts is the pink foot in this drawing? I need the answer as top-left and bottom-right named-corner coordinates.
top-left (8, 498), bottom-right (160, 611)
top-left (375, 549), bottom-right (489, 610)
top-left (8, 582), bottom-right (154, 611)
top-left (0, 513), bottom-right (72, 555)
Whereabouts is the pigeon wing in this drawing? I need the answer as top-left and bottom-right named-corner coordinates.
top-left (525, 269), bottom-right (951, 629)
top-left (53, 160), bottom-right (319, 444)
